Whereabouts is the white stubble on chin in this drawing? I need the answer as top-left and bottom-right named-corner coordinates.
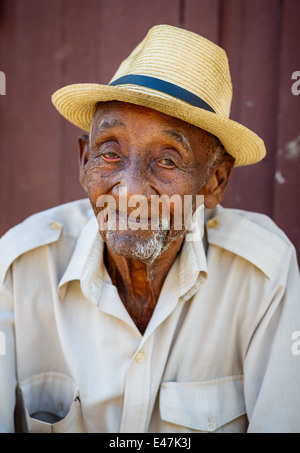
top-left (103, 216), bottom-right (175, 264)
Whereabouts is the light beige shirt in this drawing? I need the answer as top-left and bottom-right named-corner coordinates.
top-left (0, 199), bottom-right (299, 433)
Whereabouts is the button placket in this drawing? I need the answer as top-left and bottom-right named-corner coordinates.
top-left (120, 336), bottom-right (153, 433)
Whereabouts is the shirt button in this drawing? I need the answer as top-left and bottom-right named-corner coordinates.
top-left (50, 221), bottom-right (62, 230)
top-left (135, 352), bottom-right (145, 363)
top-left (207, 421), bottom-right (216, 432)
top-left (206, 219), bottom-right (218, 229)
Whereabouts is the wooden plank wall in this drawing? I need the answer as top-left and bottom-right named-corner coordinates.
top-left (0, 0), bottom-right (299, 262)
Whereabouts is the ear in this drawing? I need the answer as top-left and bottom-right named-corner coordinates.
top-left (78, 134), bottom-right (90, 192)
top-left (201, 155), bottom-right (235, 209)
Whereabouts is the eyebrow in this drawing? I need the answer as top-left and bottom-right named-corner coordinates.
top-left (97, 118), bottom-right (125, 134)
top-left (163, 129), bottom-right (191, 154)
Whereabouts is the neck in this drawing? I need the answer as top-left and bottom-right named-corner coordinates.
top-left (104, 236), bottom-right (184, 334)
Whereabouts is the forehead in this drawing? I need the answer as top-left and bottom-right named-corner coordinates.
top-left (91, 101), bottom-right (212, 144)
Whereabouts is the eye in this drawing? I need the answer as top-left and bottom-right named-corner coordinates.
top-left (101, 151), bottom-right (120, 162)
top-left (158, 157), bottom-right (176, 169)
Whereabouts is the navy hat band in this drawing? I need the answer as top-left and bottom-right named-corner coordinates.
top-left (109, 74), bottom-right (216, 114)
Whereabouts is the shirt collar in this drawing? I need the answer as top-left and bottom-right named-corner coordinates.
top-left (177, 205), bottom-right (209, 301)
top-left (205, 206), bottom-right (289, 278)
top-left (58, 216), bottom-right (109, 303)
top-left (58, 208), bottom-right (209, 304)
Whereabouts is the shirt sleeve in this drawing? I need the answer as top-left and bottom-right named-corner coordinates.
top-left (0, 268), bottom-right (17, 433)
top-left (244, 245), bottom-right (300, 433)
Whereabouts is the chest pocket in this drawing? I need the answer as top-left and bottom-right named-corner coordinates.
top-left (159, 375), bottom-right (247, 433)
top-left (15, 372), bottom-right (83, 433)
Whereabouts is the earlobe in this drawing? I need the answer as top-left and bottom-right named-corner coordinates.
top-left (78, 134), bottom-right (90, 192)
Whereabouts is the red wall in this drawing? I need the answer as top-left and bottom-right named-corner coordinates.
top-left (0, 0), bottom-right (299, 262)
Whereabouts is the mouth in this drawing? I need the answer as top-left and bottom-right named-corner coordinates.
top-left (100, 216), bottom-right (171, 263)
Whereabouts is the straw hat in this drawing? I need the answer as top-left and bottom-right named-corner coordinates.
top-left (51, 24), bottom-right (266, 167)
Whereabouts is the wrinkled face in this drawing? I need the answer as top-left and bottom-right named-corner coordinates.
top-left (82, 101), bottom-right (227, 262)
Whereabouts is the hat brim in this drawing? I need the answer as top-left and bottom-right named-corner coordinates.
top-left (51, 83), bottom-right (266, 167)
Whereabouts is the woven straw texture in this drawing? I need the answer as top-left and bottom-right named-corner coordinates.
top-left (51, 25), bottom-right (266, 167)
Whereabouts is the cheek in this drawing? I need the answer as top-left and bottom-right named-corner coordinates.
top-left (167, 177), bottom-right (199, 205)
top-left (85, 162), bottom-right (112, 202)
top-left (160, 180), bottom-right (199, 227)
top-left (194, 160), bottom-right (211, 189)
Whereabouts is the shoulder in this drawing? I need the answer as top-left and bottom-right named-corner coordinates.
top-left (0, 199), bottom-right (93, 285)
top-left (206, 205), bottom-right (294, 279)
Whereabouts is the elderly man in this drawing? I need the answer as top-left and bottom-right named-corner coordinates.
top-left (0, 25), bottom-right (299, 434)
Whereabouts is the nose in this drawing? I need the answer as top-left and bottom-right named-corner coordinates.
top-left (112, 160), bottom-right (157, 201)
top-left (111, 159), bottom-right (158, 219)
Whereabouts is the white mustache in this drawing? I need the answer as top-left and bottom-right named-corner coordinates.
top-left (98, 210), bottom-right (170, 231)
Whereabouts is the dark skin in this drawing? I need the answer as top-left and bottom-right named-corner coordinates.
top-left (79, 101), bottom-right (234, 334)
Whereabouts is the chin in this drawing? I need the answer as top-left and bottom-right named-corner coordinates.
top-left (102, 228), bottom-right (169, 263)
